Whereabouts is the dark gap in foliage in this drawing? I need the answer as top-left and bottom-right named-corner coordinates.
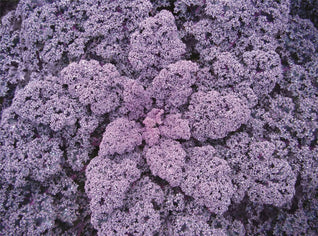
top-left (86, 53), bottom-right (106, 65)
top-left (183, 34), bottom-right (200, 62)
top-left (270, 83), bottom-right (282, 96)
top-left (288, 174), bottom-right (302, 214)
top-left (0, 0), bottom-right (19, 19)
top-left (61, 51), bottom-right (70, 66)
top-left (55, 219), bottom-right (72, 232)
top-left (151, 200), bottom-right (161, 211)
top-left (189, 51), bottom-right (200, 61)
top-left (0, 82), bottom-right (17, 119)
top-left (224, 195), bottom-right (249, 225)
top-left (90, 114), bottom-right (109, 140)
top-left (290, 0), bottom-right (318, 29)
top-left (138, 140), bottom-right (147, 152)
top-left (223, 124), bottom-right (249, 143)
top-left (151, 175), bottom-right (170, 190)
top-left (290, 52), bottom-right (300, 64)
top-left (206, 137), bottom-right (227, 147)
top-left (192, 138), bottom-right (203, 147)
top-left (61, 83), bottom-right (68, 91)
top-left (259, 205), bottom-right (280, 227)
top-left (151, 0), bottom-right (175, 14)
top-left (260, 11), bottom-right (274, 23)
top-left (185, 4), bottom-right (203, 23)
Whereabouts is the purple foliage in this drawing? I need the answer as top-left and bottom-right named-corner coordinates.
top-left (174, 0), bottom-right (206, 20)
top-left (284, 16), bottom-right (318, 65)
top-left (121, 78), bottom-right (152, 119)
top-left (85, 0), bottom-right (152, 68)
top-left (85, 154), bottom-right (141, 229)
top-left (99, 117), bottom-right (143, 156)
top-left (181, 146), bottom-right (234, 214)
top-left (187, 90), bottom-right (251, 141)
top-left (159, 113), bottom-right (191, 140)
top-left (168, 214), bottom-right (227, 236)
top-left (242, 50), bottom-right (283, 96)
top-left (184, 0), bottom-right (256, 58)
top-left (211, 52), bottom-right (245, 88)
top-left (12, 78), bottom-right (84, 131)
top-left (16, 1), bottom-right (86, 73)
top-left (142, 109), bottom-right (191, 145)
top-left (0, 171), bottom-right (82, 235)
top-left (150, 60), bottom-right (199, 109)
top-left (84, 0), bottom-right (152, 38)
top-left (233, 81), bottom-right (259, 108)
top-left (143, 108), bottom-right (164, 128)
top-left (99, 176), bottom-right (164, 235)
top-left (244, 141), bottom-right (296, 207)
top-left (163, 190), bottom-right (185, 213)
top-left (0, 11), bottom-right (24, 97)
top-left (1, 0), bottom-right (317, 235)
top-left (145, 139), bottom-right (186, 187)
top-left (1, 135), bottom-right (62, 186)
top-left (142, 108), bottom-right (164, 146)
top-left (61, 115), bottom-right (99, 171)
top-left (100, 201), bottom-right (161, 236)
top-left (125, 176), bottom-right (165, 207)
top-left (0, 107), bottom-right (37, 146)
top-left (3, 192), bottom-right (56, 235)
top-left (128, 10), bottom-right (186, 72)
top-left (60, 60), bottom-right (124, 115)
top-left (274, 209), bottom-right (317, 235)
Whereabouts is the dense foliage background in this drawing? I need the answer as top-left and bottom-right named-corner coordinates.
top-left (0, 0), bottom-right (317, 235)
